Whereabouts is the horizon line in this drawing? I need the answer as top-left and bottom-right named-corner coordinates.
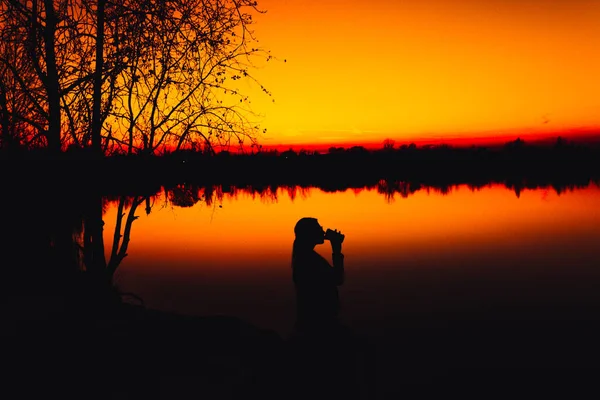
top-left (258, 127), bottom-right (600, 152)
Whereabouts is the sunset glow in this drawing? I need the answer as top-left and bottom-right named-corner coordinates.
top-left (243, 0), bottom-right (600, 148)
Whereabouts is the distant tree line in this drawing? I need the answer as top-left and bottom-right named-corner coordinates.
top-left (3, 136), bottom-right (599, 193)
top-left (123, 136), bottom-right (600, 184)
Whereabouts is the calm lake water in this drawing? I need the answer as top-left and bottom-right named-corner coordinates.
top-left (104, 183), bottom-right (600, 336)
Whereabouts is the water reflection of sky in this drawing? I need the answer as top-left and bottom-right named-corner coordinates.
top-left (105, 184), bottom-right (600, 335)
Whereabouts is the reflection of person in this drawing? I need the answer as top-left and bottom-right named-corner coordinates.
top-left (291, 217), bottom-right (345, 334)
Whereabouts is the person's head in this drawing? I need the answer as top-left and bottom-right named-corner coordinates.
top-left (294, 217), bottom-right (326, 248)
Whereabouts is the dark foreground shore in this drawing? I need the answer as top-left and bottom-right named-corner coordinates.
top-left (3, 272), bottom-right (600, 399)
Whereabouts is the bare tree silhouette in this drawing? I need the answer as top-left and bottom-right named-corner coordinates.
top-left (0, 0), bottom-right (273, 155)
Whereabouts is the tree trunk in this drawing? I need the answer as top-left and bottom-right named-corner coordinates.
top-left (0, 82), bottom-right (11, 148)
top-left (42, 0), bottom-right (61, 152)
top-left (84, 193), bottom-right (107, 282)
top-left (91, 0), bottom-right (106, 156)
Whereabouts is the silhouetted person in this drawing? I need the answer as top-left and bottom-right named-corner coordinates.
top-left (288, 219), bottom-right (374, 399)
top-left (291, 217), bottom-right (345, 335)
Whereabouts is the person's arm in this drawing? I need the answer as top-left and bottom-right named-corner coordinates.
top-left (331, 251), bottom-right (344, 285)
top-left (330, 230), bottom-right (345, 285)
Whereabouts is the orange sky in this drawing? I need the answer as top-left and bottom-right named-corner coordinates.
top-left (238, 0), bottom-right (600, 148)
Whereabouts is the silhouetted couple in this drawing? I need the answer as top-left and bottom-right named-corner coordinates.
top-left (291, 217), bottom-right (345, 336)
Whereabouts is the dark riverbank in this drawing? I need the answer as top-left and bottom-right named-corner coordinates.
top-left (3, 269), bottom-right (600, 399)
top-left (3, 291), bottom-right (284, 399)
top-left (2, 267), bottom-right (375, 399)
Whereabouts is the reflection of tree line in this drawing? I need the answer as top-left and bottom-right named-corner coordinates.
top-left (4, 172), bottom-right (599, 288)
top-left (162, 178), bottom-right (598, 207)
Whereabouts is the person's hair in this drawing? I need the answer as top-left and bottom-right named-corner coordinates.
top-left (294, 217), bottom-right (318, 239)
top-left (292, 217), bottom-right (319, 269)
